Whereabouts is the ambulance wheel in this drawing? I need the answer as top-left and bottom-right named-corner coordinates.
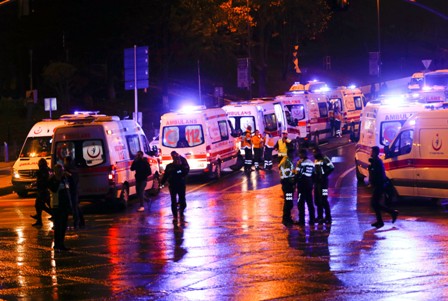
top-left (16, 190), bottom-right (28, 198)
top-left (214, 162), bottom-right (222, 179)
top-left (118, 185), bottom-right (129, 208)
top-left (147, 173), bottom-right (161, 196)
top-left (230, 155), bottom-right (244, 171)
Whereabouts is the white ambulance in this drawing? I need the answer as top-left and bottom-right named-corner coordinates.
top-left (354, 96), bottom-right (441, 181)
top-left (12, 119), bottom-right (68, 197)
top-left (383, 109), bottom-right (448, 199)
top-left (326, 86), bottom-right (366, 131)
top-left (158, 106), bottom-right (239, 178)
top-left (51, 113), bottom-right (161, 208)
top-left (222, 99), bottom-right (281, 155)
top-left (274, 90), bottom-right (331, 146)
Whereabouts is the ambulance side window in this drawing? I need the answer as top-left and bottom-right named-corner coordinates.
top-left (264, 113), bottom-right (277, 132)
top-left (318, 103), bottom-right (328, 117)
top-left (353, 96), bottom-right (363, 110)
top-left (380, 121), bottom-right (402, 146)
top-left (389, 130), bottom-right (413, 157)
top-left (82, 140), bottom-right (105, 167)
top-left (218, 120), bottom-right (229, 141)
top-left (126, 135), bottom-right (140, 159)
top-left (140, 135), bottom-right (150, 155)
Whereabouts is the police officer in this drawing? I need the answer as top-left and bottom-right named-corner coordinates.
top-left (241, 130), bottom-right (253, 172)
top-left (279, 149), bottom-right (296, 226)
top-left (296, 148), bottom-right (315, 226)
top-left (161, 151), bottom-right (190, 223)
top-left (313, 147), bottom-right (335, 225)
top-left (275, 130), bottom-right (292, 163)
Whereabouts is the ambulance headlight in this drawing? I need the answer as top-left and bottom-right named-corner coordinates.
top-left (13, 170), bottom-right (20, 179)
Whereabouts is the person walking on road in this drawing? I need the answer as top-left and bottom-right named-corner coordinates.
top-left (263, 132), bottom-right (276, 170)
top-left (275, 130), bottom-right (292, 163)
top-left (313, 147), bottom-right (335, 225)
top-left (251, 130), bottom-right (263, 170)
top-left (241, 130), bottom-right (253, 172)
top-left (295, 148), bottom-right (316, 226)
top-left (161, 151), bottom-right (190, 223)
top-left (131, 150), bottom-right (152, 212)
top-left (63, 156), bottom-right (85, 229)
top-left (368, 146), bottom-right (399, 229)
top-left (279, 149), bottom-right (296, 226)
top-left (31, 158), bottom-right (52, 226)
top-left (48, 163), bottom-right (72, 251)
top-left (334, 105), bottom-right (342, 138)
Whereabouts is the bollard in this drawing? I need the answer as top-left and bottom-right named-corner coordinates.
top-left (3, 142), bottom-right (8, 162)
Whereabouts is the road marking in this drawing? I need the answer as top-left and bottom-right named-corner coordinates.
top-left (335, 166), bottom-right (355, 189)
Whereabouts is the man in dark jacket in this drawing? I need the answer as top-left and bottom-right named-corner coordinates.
top-left (161, 151), bottom-right (190, 223)
top-left (131, 151), bottom-right (151, 212)
top-left (368, 146), bottom-right (399, 228)
top-left (313, 147), bottom-right (335, 225)
top-left (31, 158), bottom-right (53, 226)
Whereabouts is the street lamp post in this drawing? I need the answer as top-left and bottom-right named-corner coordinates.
top-left (376, 0), bottom-right (381, 79)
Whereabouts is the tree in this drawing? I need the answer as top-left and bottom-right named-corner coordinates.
top-left (42, 62), bottom-right (76, 113)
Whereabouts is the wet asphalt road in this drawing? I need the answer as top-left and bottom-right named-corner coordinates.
top-left (1, 141), bottom-right (448, 300)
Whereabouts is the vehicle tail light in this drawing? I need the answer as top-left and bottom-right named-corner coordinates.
top-left (108, 165), bottom-right (116, 182)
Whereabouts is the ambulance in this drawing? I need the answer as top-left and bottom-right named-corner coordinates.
top-left (383, 109), bottom-right (448, 199)
top-left (12, 119), bottom-right (68, 197)
top-left (158, 106), bottom-right (239, 178)
top-left (326, 86), bottom-right (365, 131)
top-left (273, 90), bottom-right (331, 146)
top-left (222, 99), bottom-right (281, 154)
top-left (354, 95), bottom-right (442, 182)
top-left (51, 113), bottom-right (161, 208)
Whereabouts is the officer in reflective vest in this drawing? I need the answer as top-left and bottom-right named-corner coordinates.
top-left (295, 148), bottom-right (315, 226)
top-left (279, 149), bottom-right (296, 226)
top-left (241, 130), bottom-right (253, 172)
top-left (263, 132), bottom-right (276, 170)
top-left (274, 130), bottom-right (292, 163)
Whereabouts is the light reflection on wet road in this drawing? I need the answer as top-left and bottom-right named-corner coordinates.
top-left (1, 143), bottom-right (448, 300)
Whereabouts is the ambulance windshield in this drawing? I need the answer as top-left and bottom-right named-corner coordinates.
top-left (20, 137), bottom-right (52, 158)
top-left (162, 125), bottom-right (204, 148)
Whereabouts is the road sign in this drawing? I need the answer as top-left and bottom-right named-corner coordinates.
top-left (124, 46), bottom-right (149, 90)
top-left (422, 59), bottom-right (432, 69)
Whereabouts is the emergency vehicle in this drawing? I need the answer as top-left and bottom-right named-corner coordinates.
top-left (409, 70), bottom-right (448, 103)
top-left (158, 106), bottom-right (239, 178)
top-left (354, 96), bottom-right (442, 182)
top-left (326, 86), bottom-right (365, 131)
top-left (273, 90), bottom-right (331, 145)
top-left (408, 72), bottom-right (424, 91)
top-left (222, 99), bottom-right (280, 154)
top-left (51, 113), bottom-right (161, 208)
top-left (383, 109), bottom-right (448, 199)
top-left (12, 119), bottom-right (68, 197)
